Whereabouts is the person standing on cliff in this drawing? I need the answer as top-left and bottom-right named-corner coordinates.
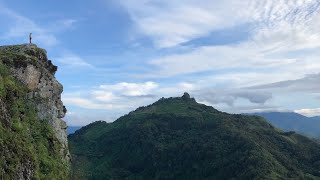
top-left (29, 33), bottom-right (32, 44)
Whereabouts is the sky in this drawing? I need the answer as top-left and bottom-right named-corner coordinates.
top-left (1, 0), bottom-right (320, 126)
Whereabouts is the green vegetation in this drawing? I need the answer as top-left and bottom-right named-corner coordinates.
top-left (0, 46), bottom-right (36, 68)
top-left (0, 51), bottom-right (69, 179)
top-left (69, 94), bottom-right (320, 180)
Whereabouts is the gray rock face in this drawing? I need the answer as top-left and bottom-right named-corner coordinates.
top-left (0, 44), bottom-right (70, 161)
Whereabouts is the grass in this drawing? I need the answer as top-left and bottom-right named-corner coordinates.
top-left (0, 48), bottom-right (69, 179)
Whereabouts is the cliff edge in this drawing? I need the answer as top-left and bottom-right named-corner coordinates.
top-left (0, 44), bottom-right (70, 179)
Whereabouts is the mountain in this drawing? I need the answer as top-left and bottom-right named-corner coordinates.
top-left (0, 44), bottom-right (70, 179)
top-left (310, 116), bottom-right (320, 121)
top-left (253, 112), bottom-right (320, 138)
top-left (67, 126), bottom-right (82, 135)
top-left (69, 93), bottom-right (320, 179)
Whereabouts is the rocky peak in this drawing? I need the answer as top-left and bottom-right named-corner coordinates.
top-left (0, 44), bottom-right (57, 75)
top-left (0, 44), bottom-right (70, 161)
top-left (181, 92), bottom-right (196, 102)
top-left (182, 92), bottom-right (191, 99)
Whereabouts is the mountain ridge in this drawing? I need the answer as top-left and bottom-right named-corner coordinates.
top-left (252, 112), bottom-right (320, 138)
top-left (69, 93), bottom-right (320, 179)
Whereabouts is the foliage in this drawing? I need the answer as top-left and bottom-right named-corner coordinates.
top-left (69, 95), bottom-right (320, 180)
top-left (0, 53), bottom-right (69, 179)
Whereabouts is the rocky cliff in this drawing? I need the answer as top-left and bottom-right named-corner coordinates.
top-left (0, 44), bottom-right (70, 179)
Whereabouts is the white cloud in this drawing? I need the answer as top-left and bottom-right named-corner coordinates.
top-left (56, 53), bottom-right (94, 68)
top-left (61, 82), bottom-right (161, 125)
top-left (248, 73), bottom-right (320, 93)
top-left (62, 81), bottom-right (199, 125)
top-left (62, 79), bottom-right (318, 125)
top-left (91, 91), bottom-right (116, 102)
top-left (119, 0), bottom-right (320, 88)
top-left (62, 82), bottom-right (159, 112)
top-left (135, 0), bottom-right (320, 95)
top-left (119, 0), bottom-right (253, 48)
top-left (196, 89), bottom-right (272, 106)
top-left (157, 82), bottom-right (197, 95)
top-left (295, 108), bottom-right (320, 117)
top-left (99, 81), bottom-right (158, 96)
top-left (148, 44), bottom-right (301, 78)
top-left (62, 80), bottom-right (274, 114)
top-left (178, 82), bottom-right (195, 91)
top-left (119, 0), bottom-right (320, 48)
top-left (63, 97), bottom-right (117, 110)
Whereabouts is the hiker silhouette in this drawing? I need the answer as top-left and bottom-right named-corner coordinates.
top-left (29, 33), bottom-right (32, 44)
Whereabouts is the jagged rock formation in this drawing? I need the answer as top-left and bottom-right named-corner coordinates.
top-left (0, 44), bottom-right (70, 179)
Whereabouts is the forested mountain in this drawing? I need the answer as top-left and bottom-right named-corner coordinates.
top-left (69, 93), bottom-right (320, 180)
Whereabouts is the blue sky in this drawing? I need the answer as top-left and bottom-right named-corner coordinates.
top-left (1, 0), bottom-right (320, 126)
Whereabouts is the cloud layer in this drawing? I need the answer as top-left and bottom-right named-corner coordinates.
top-left (2, 0), bottom-right (320, 125)
top-left (295, 108), bottom-right (320, 117)
top-left (119, 0), bottom-right (320, 48)
top-left (66, 0), bottom-right (320, 123)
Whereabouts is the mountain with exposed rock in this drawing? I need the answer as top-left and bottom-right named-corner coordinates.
top-left (0, 44), bottom-right (70, 179)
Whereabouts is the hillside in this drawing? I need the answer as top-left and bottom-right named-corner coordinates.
top-left (0, 44), bottom-right (70, 179)
top-left (253, 112), bottom-right (320, 138)
top-left (69, 93), bottom-right (320, 179)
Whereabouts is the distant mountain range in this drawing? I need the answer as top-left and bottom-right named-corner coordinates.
top-left (67, 126), bottom-right (81, 135)
top-left (252, 112), bottom-right (320, 138)
top-left (68, 93), bottom-right (320, 179)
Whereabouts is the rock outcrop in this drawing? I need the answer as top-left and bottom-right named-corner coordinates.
top-left (0, 44), bottom-right (69, 161)
top-left (0, 44), bottom-right (70, 179)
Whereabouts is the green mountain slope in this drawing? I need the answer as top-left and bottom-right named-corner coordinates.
top-left (0, 45), bottom-right (69, 179)
top-left (69, 93), bottom-right (320, 180)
